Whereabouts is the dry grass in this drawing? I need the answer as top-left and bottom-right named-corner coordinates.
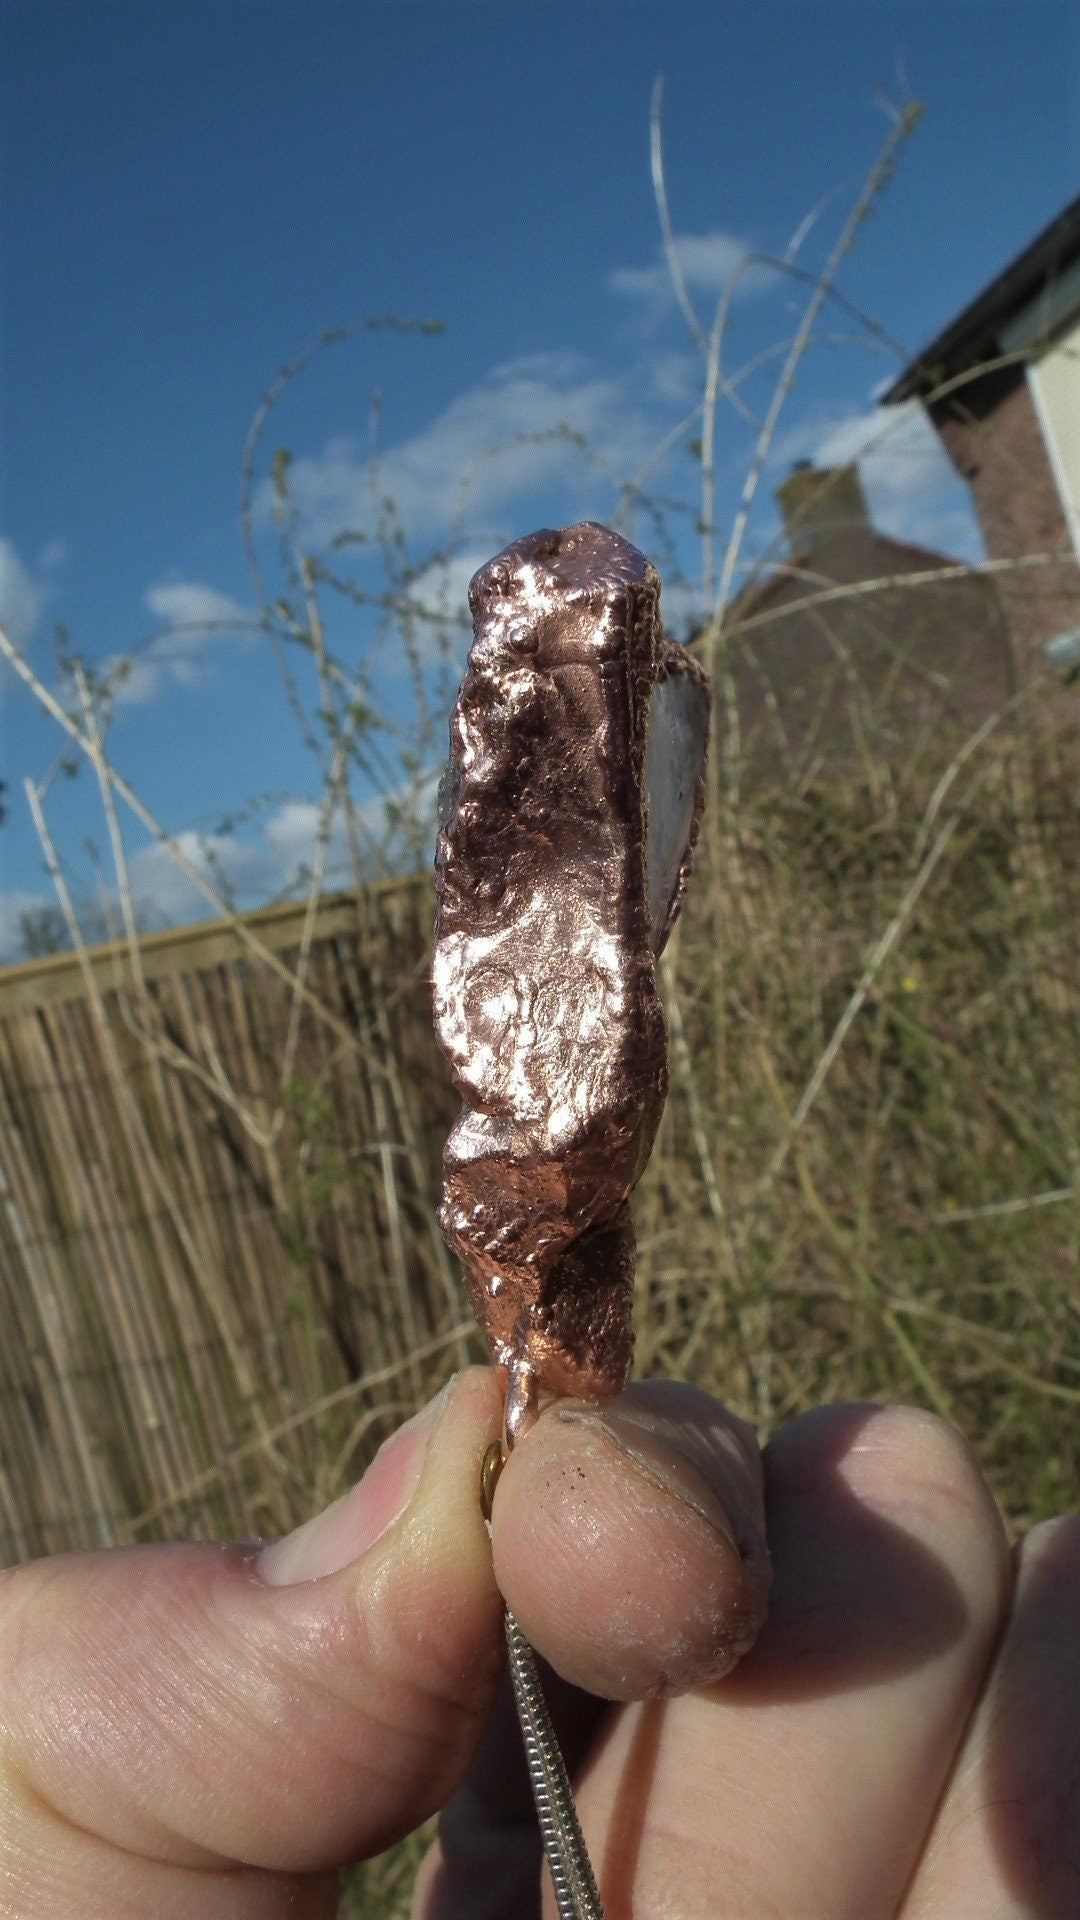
top-left (340, 699), bottom-right (1080, 1914)
top-left (641, 699), bottom-right (1079, 1529)
top-left (4, 686), bottom-right (1075, 1918)
top-left (3, 643), bottom-right (1078, 1920)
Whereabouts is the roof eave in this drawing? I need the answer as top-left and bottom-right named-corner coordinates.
top-left (882, 190), bottom-right (1080, 406)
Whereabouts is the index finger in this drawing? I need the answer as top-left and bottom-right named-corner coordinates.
top-left (493, 1378), bottom-right (771, 1703)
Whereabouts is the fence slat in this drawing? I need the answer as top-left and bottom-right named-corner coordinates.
top-left (0, 881), bottom-right (462, 1565)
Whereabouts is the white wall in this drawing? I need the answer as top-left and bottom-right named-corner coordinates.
top-left (1027, 309), bottom-right (1080, 562)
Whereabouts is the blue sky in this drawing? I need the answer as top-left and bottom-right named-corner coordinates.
top-left (1, 0), bottom-right (1076, 956)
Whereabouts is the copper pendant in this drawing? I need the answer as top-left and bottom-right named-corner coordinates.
top-left (433, 521), bottom-right (710, 1438)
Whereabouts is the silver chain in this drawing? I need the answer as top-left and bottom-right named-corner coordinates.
top-left (504, 1606), bottom-right (607, 1920)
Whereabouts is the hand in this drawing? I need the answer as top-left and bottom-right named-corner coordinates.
top-left (0, 1370), bottom-right (1074, 1918)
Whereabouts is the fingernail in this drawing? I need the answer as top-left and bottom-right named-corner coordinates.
top-left (258, 1379), bottom-right (454, 1585)
top-left (558, 1386), bottom-right (759, 1556)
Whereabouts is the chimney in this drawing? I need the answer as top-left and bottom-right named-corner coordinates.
top-left (775, 460), bottom-right (870, 552)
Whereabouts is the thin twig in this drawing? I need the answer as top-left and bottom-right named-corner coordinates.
top-left (0, 623), bottom-right (364, 1054)
top-left (750, 808), bottom-right (961, 1212)
top-left (920, 1187), bottom-right (1076, 1226)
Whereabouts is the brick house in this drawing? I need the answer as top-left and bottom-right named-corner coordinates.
top-left (883, 193), bottom-right (1080, 681)
top-left (722, 460), bottom-right (1014, 775)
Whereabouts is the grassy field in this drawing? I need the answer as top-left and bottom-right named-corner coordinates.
top-left (339, 693), bottom-right (1079, 1915)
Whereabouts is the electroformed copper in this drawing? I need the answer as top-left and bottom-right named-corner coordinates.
top-left (433, 521), bottom-right (709, 1432)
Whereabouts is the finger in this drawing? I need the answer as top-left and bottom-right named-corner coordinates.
top-left (414, 1377), bottom-right (770, 1917)
top-left (571, 1403), bottom-right (1010, 1919)
top-left (901, 1512), bottom-right (1080, 1919)
top-left (0, 1368), bottom-right (503, 1915)
top-left (491, 1378), bottom-right (771, 1700)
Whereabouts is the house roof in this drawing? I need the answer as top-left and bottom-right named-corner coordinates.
top-left (883, 191), bottom-right (1080, 404)
top-left (711, 520), bottom-right (1016, 767)
top-left (727, 528), bottom-right (962, 625)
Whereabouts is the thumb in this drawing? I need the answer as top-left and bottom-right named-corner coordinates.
top-left (1, 1368), bottom-right (503, 1904)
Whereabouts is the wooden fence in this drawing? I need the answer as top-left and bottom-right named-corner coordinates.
top-left (0, 881), bottom-right (473, 1566)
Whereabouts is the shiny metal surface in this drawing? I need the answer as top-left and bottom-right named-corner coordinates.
top-left (433, 521), bottom-right (709, 1410)
top-left (505, 1607), bottom-right (607, 1920)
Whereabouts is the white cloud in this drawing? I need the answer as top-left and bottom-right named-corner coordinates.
top-left (387, 546), bottom-right (488, 670)
top-left (263, 353), bottom-right (658, 549)
top-left (408, 548), bottom-right (484, 626)
top-left (263, 799), bottom-right (352, 882)
top-left (0, 822), bottom-right (308, 959)
top-left (105, 579), bottom-right (256, 707)
top-left (646, 351), bottom-right (701, 405)
top-left (119, 776), bottom-right (440, 928)
top-left (145, 581), bottom-right (252, 630)
top-left (104, 658), bottom-right (166, 705)
top-left (772, 400), bottom-right (983, 562)
top-left (125, 828), bottom-right (267, 920)
top-left (0, 539), bottom-right (49, 645)
top-left (359, 768), bottom-right (442, 872)
top-left (610, 231), bottom-right (775, 315)
top-left (811, 400), bottom-right (944, 492)
top-left (0, 778), bottom-right (443, 962)
top-left (264, 776), bottom-right (443, 881)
